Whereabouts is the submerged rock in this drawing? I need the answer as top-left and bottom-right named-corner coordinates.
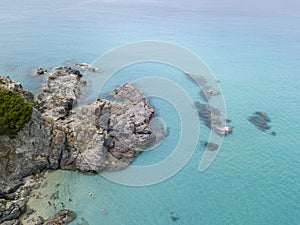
top-left (248, 112), bottom-right (271, 131)
top-left (194, 102), bottom-right (232, 136)
top-left (185, 73), bottom-right (207, 86)
top-left (169, 212), bottom-right (179, 222)
top-left (185, 73), bottom-right (231, 136)
top-left (171, 215), bottom-right (179, 221)
top-left (202, 141), bottom-right (219, 151)
top-left (199, 89), bottom-right (208, 102)
top-left (50, 191), bottom-right (59, 200)
top-left (185, 73), bottom-right (221, 101)
top-left (77, 217), bottom-right (89, 225)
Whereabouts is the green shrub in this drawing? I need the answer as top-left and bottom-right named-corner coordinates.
top-left (0, 88), bottom-right (32, 138)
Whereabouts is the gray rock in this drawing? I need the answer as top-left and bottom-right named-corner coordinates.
top-left (1, 71), bottom-right (160, 178)
top-left (43, 209), bottom-right (76, 225)
top-left (112, 82), bottom-right (144, 103)
top-left (74, 63), bottom-right (98, 72)
top-left (0, 108), bottom-right (54, 182)
top-left (49, 128), bottom-right (66, 169)
top-left (0, 199), bottom-right (26, 223)
top-left (36, 67), bottom-right (47, 75)
top-left (0, 180), bottom-right (24, 197)
top-left (60, 83), bottom-right (158, 172)
top-left (0, 219), bottom-right (20, 225)
top-left (0, 76), bottom-right (34, 102)
top-left (36, 67), bottom-right (83, 120)
top-left (0, 69), bottom-right (166, 223)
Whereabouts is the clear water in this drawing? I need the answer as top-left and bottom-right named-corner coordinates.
top-left (1, 1), bottom-right (300, 224)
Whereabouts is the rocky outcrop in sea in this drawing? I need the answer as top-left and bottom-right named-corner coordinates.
top-left (194, 102), bottom-right (232, 136)
top-left (0, 67), bottom-right (161, 224)
top-left (185, 73), bottom-right (232, 135)
top-left (248, 111), bottom-right (276, 135)
top-left (42, 209), bottom-right (76, 225)
top-left (248, 111), bottom-right (271, 131)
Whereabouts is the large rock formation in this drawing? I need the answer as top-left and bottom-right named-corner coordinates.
top-left (58, 83), bottom-right (156, 172)
top-left (36, 67), bottom-right (84, 120)
top-left (0, 76), bottom-right (54, 183)
top-left (0, 67), bottom-right (161, 224)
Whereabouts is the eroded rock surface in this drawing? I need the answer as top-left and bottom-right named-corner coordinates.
top-left (60, 83), bottom-right (156, 172)
top-left (36, 67), bottom-right (84, 120)
top-left (0, 67), bottom-right (162, 224)
top-left (43, 209), bottom-right (76, 225)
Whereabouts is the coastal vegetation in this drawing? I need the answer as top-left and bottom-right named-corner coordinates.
top-left (0, 88), bottom-right (32, 138)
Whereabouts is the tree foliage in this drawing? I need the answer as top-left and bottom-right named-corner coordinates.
top-left (0, 88), bottom-right (32, 138)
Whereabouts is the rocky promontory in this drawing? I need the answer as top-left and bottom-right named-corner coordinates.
top-left (0, 67), bottom-right (162, 224)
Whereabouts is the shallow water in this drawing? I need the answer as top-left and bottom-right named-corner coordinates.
top-left (1, 1), bottom-right (300, 224)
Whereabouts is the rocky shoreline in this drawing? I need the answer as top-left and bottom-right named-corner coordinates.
top-left (0, 67), bottom-right (162, 224)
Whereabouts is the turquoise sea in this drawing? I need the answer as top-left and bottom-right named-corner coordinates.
top-left (1, 0), bottom-right (300, 224)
